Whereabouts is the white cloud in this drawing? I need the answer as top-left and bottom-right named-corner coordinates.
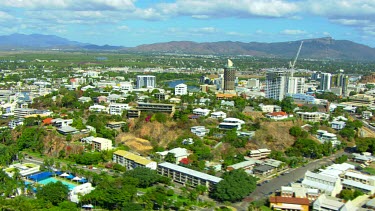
top-left (0, 11), bottom-right (13, 21)
top-left (190, 27), bottom-right (217, 33)
top-left (0, 0), bottom-right (136, 11)
top-left (331, 19), bottom-right (371, 26)
top-left (117, 25), bottom-right (129, 30)
top-left (280, 29), bottom-right (307, 35)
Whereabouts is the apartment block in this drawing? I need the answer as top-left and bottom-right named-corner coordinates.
top-left (113, 150), bottom-right (157, 170)
top-left (157, 162), bottom-right (222, 191)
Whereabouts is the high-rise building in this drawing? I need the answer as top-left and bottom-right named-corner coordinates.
top-left (342, 75), bottom-right (349, 97)
top-left (247, 78), bottom-right (260, 88)
top-left (175, 83), bottom-right (188, 96)
top-left (266, 70), bottom-right (289, 101)
top-left (223, 59), bottom-right (236, 92)
top-left (320, 73), bottom-right (332, 91)
top-left (287, 77), bottom-right (305, 94)
top-left (136, 75), bottom-right (156, 89)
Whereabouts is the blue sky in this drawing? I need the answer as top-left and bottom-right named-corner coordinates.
top-left (0, 0), bottom-right (375, 47)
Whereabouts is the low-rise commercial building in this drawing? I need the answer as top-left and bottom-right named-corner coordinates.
top-left (270, 196), bottom-right (310, 211)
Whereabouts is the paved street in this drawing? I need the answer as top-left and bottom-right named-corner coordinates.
top-left (232, 151), bottom-right (348, 210)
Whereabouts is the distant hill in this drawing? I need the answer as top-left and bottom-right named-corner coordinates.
top-left (1, 34), bottom-right (375, 60)
top-left (0, 33), bottom-right (121, 50)
top-left (129, 37), bottom-right (375, 61)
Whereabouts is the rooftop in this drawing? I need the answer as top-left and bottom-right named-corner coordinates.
top-left (158, 162), bottom-right (222, 183)
top-left (114, 150), bottom-right (154, 166)
top-left (269, 196), bottom-right (309, 205)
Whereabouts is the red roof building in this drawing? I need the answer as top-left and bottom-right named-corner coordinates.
top-left (266, 111), bottom-right (289, 121)
top-left (42, 118), bottom-right (53, 125)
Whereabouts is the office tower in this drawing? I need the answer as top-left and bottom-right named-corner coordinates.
top-left (341, 76), bottom-right (349, 97)
top-left (136, 75), bottom-right (156, 89)
top-left (266, 70), bottom-right (289, 101)
top-left (320, 73), bottom-right (332, 91)
top-left (311, 72), bottom-right (321, 81)
top-left (223, 59), bottom-right (236, 92)
top-left (287, 77), bottom-right (305, 94)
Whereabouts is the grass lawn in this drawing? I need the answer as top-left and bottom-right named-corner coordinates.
top-left (363, 167), bottom-right (375, 175)
top-left (260, 206), bottom-right (273, 211)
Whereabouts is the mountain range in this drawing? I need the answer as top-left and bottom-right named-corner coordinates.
top-left (1, 33), bottom-right (375, 61)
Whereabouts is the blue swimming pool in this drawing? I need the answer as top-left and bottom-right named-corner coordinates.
top-left (38, 177), bottom-right (76, 190)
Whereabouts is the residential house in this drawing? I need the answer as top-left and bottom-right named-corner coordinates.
top-left (89, 105), bottom-right (108, 113)
top-left (218, 118), bottom-right (245, 130)
top-left (363, 111), bottom-right (373, 120)
top-left (316, 130), bottom-right (341, 147)
top-left (107, 94), bottom-right (124, 103)
top-left (106, 121), bottom-right (126, 129)
top-left (109, 103), bottom-right (130, 115)
top-left (52, 118), bottom-right (73, 128)
top-left (210, 111), bottom-right (227, 119)
top-left (191, 126), bottom-right (209, 137)
top-left (296, 112), bottom-right (329, 122)
top-left (192, 108), bottom-right (211, 116)
top-left (113, 150), bottom-right (157, 170)
top-left (157, 162), bottom-right (222, 191)
top-left (249, 149), bottom-right (271, 159)
top-left (156, 148), bottom-right (189, 164)
top-left (331, 121), bottom-right (346, 130)
top-left (8, 118), bottom-right (24, 129)
top-left (78, 97), bottom-right (92, 103)
top-left (95, 96), bottom-right (107, 104)
top-left (57, 126), bottom-right (79, 135)
top-left (266, 111), bottom-right (289, 121)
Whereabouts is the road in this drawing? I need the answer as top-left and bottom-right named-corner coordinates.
top-left (231, 151), bottom-right (348, 210)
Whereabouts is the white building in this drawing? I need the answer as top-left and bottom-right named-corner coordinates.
top-left (113, 150), bottom-right (157, 170)
top-left (156, 147), bottom-right (189, 164)
top-left (210, 111), bottom-right (227, 119)
top-left (302, 171), bottom-right (342, 197)
top-left (192, 108), bottom-right (211, 116)
top-left (266, 70), bottom-right (288, 101)
top-left (219, 118), bottom-right (245, 130)
top-left (109, 103), bottom-right (130, 115)
top-left (175, 83), bottom-right (188, 96)
top-left (331, 121), bottom-right (346, 130)
top-left (287, 77), bottom-right (305, 94)
top-left (69, 183), bottom-right (95, 203)
top-left (136, 75), bottom-right (156, 89)
top-left (316, 130), bottom-right (341, 147)
top-left (247, 78), bottom-right (260, 88)
top-left (296, 112), bottom-right (330, 122)
top-left (51, 118), bottom-right (73, 128)
top-left (157, 162), bottom-right (222, 191)
top-left (89, 104), bottom-right (108, 113)
top-left (191, 126), bottom-right (209, 137)
top-left (363, 111), bottom-right (373, 120)
top-left (92, 137), bottom-right (112, 151)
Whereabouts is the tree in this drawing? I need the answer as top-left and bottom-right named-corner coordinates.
top-left (281, 97), bottom-right (296, 113)
top-left (36, 182), bottom-right (69, 205)
top-left (164, 153), bottom-right (177, 163)
top-left (124, 167), bottom-right (161, 188)
top-left (211, 169), bottom-right (257, 202)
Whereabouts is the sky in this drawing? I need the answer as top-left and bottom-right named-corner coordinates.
top-left (0, 0), bottom-right (375, 47)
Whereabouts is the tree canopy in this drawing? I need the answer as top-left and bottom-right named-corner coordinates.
top-left (211, 169), bottom-right (257, 202)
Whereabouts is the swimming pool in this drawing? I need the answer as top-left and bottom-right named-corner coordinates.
top-left (38, 177), bottom-right (76, 190)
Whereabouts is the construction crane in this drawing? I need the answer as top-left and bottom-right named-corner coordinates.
top-left (289, 41), bottom-right (304, 77)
